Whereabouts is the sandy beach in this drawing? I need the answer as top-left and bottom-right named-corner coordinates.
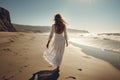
top-left (0, 32), bottom-right (120, 80)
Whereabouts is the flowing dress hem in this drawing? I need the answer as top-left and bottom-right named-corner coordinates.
top-left (43, 54), bottom-right (60, 67)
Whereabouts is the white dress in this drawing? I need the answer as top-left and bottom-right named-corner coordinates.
top-left (43, 24), bottom-right (68, 66)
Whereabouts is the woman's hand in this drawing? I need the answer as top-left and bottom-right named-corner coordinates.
top-left (46, 40), bottom-right (50, 48)
top-left (46, 43), bottom-right (49, 48)
top-left (66, 40), bottom-right (68, 47)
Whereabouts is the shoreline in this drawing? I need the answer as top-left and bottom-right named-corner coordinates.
top-left (69, 41), bottom-right (120, 70)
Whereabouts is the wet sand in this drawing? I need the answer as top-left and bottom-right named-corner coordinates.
top-left (70, 41), bottom-right (120, 70)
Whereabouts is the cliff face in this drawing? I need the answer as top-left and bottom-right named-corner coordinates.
top-left (0, 7), bottom-right (16, 32)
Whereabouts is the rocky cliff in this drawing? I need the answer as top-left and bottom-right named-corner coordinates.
top-left (0, 7), bottom-right (16, 32)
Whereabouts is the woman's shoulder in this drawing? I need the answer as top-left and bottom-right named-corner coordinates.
top-left (52, 24), bottom-right (56, 29)
top-left (51, 24), bottom-right (55, 30)
top-left (52, 24), bottom-right (55, 27)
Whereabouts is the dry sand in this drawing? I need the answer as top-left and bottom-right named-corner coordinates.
top-left (0, 32), bottom-right (120, 80)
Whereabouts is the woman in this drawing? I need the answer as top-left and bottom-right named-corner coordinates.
top-left (43, 14), bottom-right (68, 70)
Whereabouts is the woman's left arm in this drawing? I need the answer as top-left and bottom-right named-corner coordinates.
top-left (46, 25), bottom-right (54, 48)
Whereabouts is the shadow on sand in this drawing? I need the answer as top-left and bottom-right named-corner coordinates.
top-left (29, 68), bottom-right (59, 80)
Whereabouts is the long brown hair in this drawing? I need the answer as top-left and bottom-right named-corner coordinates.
top-left (54, 14), bottom-right (66, 34)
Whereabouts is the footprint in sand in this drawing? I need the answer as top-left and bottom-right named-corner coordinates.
top-left (78, 69), bottom-right (82, 71)
top-left (20, 64), bottom-right (30, 69)
top-left (19, 33), bottom-right (25, 36)
top-left (13, 52), bottom-right (18, 55)
top-left (30, 36), bottom-right (35, 40)
top-left (7, 70), bottom-right (10, 73)
top-left (65, 76), bottom-right (76, 79)
top-left (19, 64), bottom-right (30, 73)
top-left (19, 70), bottom-right (22, 73)
top-left (8, 75), bottom-right (14, 80)
top-left (24, 64), bottom-right (30, 68)
top-left (8, 63), bottom-right (12, 66)
top-left (2, 75), bottom-right (6, 79)
top-left (19, 54), bottom-right (23, 56)
top-left (1, 75), bottom-right (13, 80)
top-left (3, 48), bottom-right (11, 51)
top-left (3, 75), bottom-right (15, 80)
top-left (20, 66), bottom-right (24, 69)
top-left (9, 38), bottom-right (15, 42)
top-left (24, 65), bottom-right (28, 68)
top-left (25, 57), bottom-right (28, 60)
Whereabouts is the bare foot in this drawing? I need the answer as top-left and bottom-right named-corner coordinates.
top-left (78, 68), bottom-right (82, 71)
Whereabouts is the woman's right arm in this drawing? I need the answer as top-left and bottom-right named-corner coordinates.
top-left (64, 27), bottom-right (68, 47)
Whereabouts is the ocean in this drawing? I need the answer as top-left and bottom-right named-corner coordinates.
top-left (69, 33), bottom-right (120, 53)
